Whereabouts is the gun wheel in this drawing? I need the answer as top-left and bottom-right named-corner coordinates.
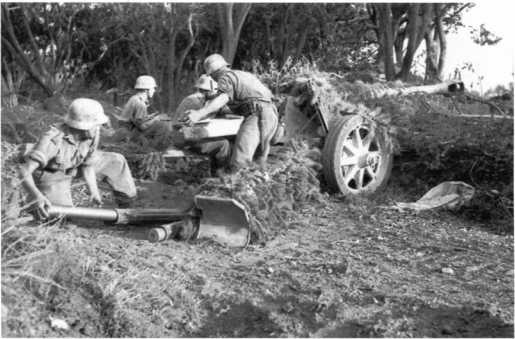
top-left (322, 114), bottom-right (393, 196)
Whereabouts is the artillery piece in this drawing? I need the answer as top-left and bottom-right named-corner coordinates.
top-left (170, 78), bottom-right (464, 196)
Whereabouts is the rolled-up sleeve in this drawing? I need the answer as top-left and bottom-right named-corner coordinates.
top-left (25, 130), bottom-right (59, 168)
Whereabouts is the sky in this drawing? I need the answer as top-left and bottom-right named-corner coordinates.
top-left (442, 1), bottom-right (514, 94)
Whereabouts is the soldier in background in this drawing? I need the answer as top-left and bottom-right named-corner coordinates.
top-left (119, 75), bottom-right (172, 150)
top-left (18, 98), bottom-right (137, 219)
top-left (173, 75), bottom-right (231, 173)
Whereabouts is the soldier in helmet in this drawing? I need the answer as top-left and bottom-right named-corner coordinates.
top-left (175, 75), bottom-right (225, 122)
top-left (174, 74), bottom-right (231, 172)
top-left (183, 54), bottom-right (280, 171)
top-left (19, 98), bottom-right (137, 219)
top-left (120, 75), bottom-right (172, 150)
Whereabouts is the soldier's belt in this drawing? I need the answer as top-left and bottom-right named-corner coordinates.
top-left (238, 99), bottom-right (273, 117)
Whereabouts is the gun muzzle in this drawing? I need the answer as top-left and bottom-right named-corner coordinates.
top-left (48, 205), bottom-right (118, 221)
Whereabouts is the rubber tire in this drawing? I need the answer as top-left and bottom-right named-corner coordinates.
top-left (322, 114), bottom-right (393, 196)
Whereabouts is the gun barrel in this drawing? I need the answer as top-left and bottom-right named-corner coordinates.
top-left (396, 81), bottom-right (464, 96)
top-left (48, 205), bottom-right (118, 221)
top-left (48, 205), bottom-right (191, 225)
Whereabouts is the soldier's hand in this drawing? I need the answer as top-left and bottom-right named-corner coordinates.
top-left (35, 194), bottom-right (52, 219)
top-left (90, 192), bottom-right (103, 206)
top-left (183, 109), bottom-right (203, 126)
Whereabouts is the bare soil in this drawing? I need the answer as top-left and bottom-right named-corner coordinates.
top-left (2, 175), bottom-right (514, 337)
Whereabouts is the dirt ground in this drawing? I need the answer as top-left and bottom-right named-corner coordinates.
top-left (1, 89), bottom-right (514, 337)
top-left (2, 174), bottom-right (514, 338)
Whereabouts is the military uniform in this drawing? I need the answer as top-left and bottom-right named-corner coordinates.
top-left (217, 70), bottom-right (278, 169)
top-left (174, 92), bottom-right (206, 123)
top-left (120, 92), bottom-right (172, 150)
top-left (174, 93), bottom-right (230, 167)
top-left (25, 124), bottom-right (137, 207)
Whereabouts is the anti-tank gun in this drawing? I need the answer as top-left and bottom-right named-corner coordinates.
top-left (169, 78), bottom-right (464, 196)
top-left (69, 77), bottom-right (463, 248)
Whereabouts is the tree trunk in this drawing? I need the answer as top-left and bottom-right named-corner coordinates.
top-left (398, 4), bottom-right (420, 80)
top-left (424, 31), bottom-right (439, 82)
top-left (423, 4), bottom-right (446, 82)
top-left (165, 30), bottom-right (178, 113)
top-left (279, 4), bottom-right (293, 65)
top-left (393, 28), bottom-right (405, 68)
top-left (294, 25), bottom-right (309, 60)
top-left (263, 13), bottom-right (274, 60)
top-left (1, 59), bottom-right (18, 108)
top-left (376, 4), bottom-right (395, 80)
top-left (367, 4), bottom-right (383, 67)
top-left (398, 4), bottom-right (433, 80)
top-left (171, 12), bottom-right (197, 113)
top-left (217, 3), bottom-right (251, 64)
top-left (435, 4), bottom-right (446, 77)
top-left (2, 5), bottom-right (54, 97)
top-left (162, 3), bottom-right (180, 113)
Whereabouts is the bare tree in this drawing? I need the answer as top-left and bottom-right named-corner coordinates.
top-left (424, 4), bottom-right (446, 82)
top-left (122, 3), bottom-right (200, 112)
top-left (370, 3), bottom-right (473, 81)
top-left (1, 56), bottom-right (26, 108)
top-left (375, 4), bottom-right (395, 79)
top-left (1, 3), bottom-right (89, 97)
top-left (216, 3), bottom-right (251, 64)
top-left (397, 4), bottom-right (434, 80)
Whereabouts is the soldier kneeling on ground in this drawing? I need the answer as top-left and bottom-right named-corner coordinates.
top-left (18, 98), bottom-right (137, 220)
top-left (118, 75), bottom-right (172, 150)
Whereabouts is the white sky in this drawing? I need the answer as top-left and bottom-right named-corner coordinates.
top-left (443, 1), bottom-right (514, 93)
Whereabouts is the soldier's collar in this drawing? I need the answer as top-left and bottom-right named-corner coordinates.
top-left (60, 124), bottom-right (81, 145)
top-left (63, 133), bottom-right (79, 145)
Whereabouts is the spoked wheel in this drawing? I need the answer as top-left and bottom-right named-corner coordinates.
top-left (322, 114), bottom-right (393, 196)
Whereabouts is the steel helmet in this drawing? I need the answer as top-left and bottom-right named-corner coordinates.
top-left (64, 98), bottom-right (109, 130)
top-left (134, 75), bottom-right (157, 90)
top-left (203, 54), bottom-right (229, 75)
top-left (195, 74), bottom-right (218, 91)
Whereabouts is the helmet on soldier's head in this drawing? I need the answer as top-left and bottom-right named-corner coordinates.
top-left (64, 98), bottom-right (109, 130)
top-left (195, 74), bottom-right (218, 91)
top-left (134, 75), bottom-right (157, 90)
top-left (203, 54), bottom-right (229, 75)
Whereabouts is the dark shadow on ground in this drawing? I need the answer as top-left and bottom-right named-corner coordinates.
top-left (194, 293), bottom-right (513, 338)
top-left (318, 297), bottom-right (514, 338)
top-left (192, 300), bottom-right (283, 337)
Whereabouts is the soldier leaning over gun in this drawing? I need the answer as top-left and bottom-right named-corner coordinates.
top-left (119, 75), bottom-right (172, 150)
top-left (173, 74), bottom-right (231, 172)
top-left (18, 98), bottom-right (137, 219)
top-left (183, 54), bottom-right (283, 171)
